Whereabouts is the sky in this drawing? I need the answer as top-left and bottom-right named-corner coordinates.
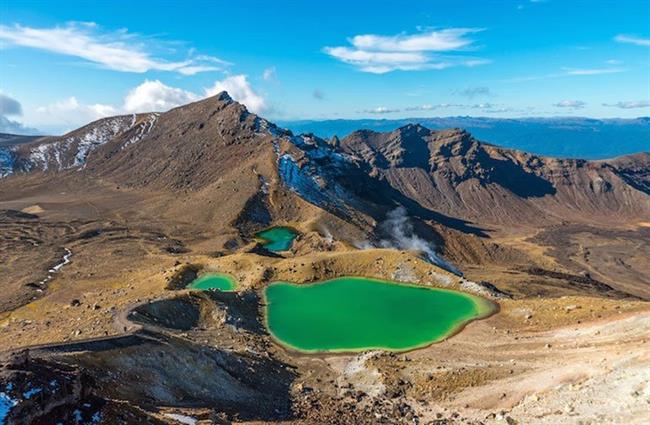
top-left (0, 0), bottom-right (649, 134)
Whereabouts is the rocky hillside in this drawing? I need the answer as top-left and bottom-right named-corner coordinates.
top-left (340, 124), bottom-right (650, 225)
top-left (1, 96), bottom-right (649, 231)
top-left (0, 114), bottom-right (158, 177)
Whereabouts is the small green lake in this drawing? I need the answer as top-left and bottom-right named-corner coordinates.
top-left (255, 226), bottom-right (298, 252)
top-left (265, 277), bottom-right (494, 353)
top-left (188, 273), bottom-right (236, 291)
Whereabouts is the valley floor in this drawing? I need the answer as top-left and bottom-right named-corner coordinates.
top-left (1, 177), bottom-right (649, 424)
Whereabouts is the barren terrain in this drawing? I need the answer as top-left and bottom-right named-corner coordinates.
top-left (1, 95), bottom-right (648, 424)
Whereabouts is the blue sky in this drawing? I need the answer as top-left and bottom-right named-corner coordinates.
top-left (0, 0), bottom-right (649, 134)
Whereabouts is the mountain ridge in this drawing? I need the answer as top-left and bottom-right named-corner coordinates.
top-left (0, 94), bottom-right (648, 231)
top-left (280, 116), bottom-right (650, 160)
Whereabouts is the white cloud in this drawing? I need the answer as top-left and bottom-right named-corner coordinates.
top-left (553, 99), bottom-right (586, 108)
top-left (360, 102), bottom-right (524, 115)
top-left (25, 75), bottom-right (268, 131)
top-left (456, 86), bottom-right (493, 99)
top-left (405, 103), bottom-right (461, 111)
top-left (363, 107), bottom-right (401, 114)
top-left (0, 93), bottom-right (39, 134)
top-left (602, 101), bottom-right (650, 109)
top-left (122, 76), bottom-right (268, 114)
top-left (123, 80), bottom-right (198, 113)
top-left (508, 66), bottom-right (625, 82)
top-left (562, 67), bottom-right (624, 76)
top-left (350, 28), bottom-right (480, 52)
top-left (614, 34), bottom-right (650, 47)
top-left (0, 22), bottom-right (229, 75)
top-left (35, 97), bottom-right (118, 124)
top-left (324, 47), bottom-right (439, 73)
top-left (324, 28), bottom-right (488, 73)
top-left (0, 115), bottom-right (39, 134)
top-left (262, 66), bottom-right (277, 81)
top-left (0, 93), bottom-right (22, 116)
top-left (205, 75), bottom-right (267, 113)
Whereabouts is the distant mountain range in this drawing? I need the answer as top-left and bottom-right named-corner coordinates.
top-left (279, 117), bottom-right (650, 160)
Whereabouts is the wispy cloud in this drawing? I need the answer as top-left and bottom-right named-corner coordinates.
top-left (562, 67), bottom-right (624, 76)
top-left (324, 28), bottom-right (489, 73)
top-left (517, 0), bottom-right (549, 11)
top-left (262, 66), bottom-right (277, 81)
top-left (405, 103), bottom-right (462, 111)
top-left (507, 65), bottom-right (624, 82)
top-left (553, 99), bottom-right (586, 109)
top-left (614, 34), bottom-right (650, 47)
top-left (36, 96), bottom-right (118, 125)
top-left (362, 106), bottom-right (402, 114)
top-left (361, 102), bottom-right (523, 115)
top-left (349, 28), bottom-right (481, 52)
top-left (602, 100), bottom-right (650, 109)
top-left (0, 22), bottom-right (229, 75)
top-left (455, 86), bottom-right (493, 99)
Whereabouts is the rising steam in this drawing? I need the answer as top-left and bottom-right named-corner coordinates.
top-left (378, 207), bottom-right (462, 276)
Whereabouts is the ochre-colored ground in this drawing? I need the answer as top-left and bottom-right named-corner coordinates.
top-left (1, 176), bottom-right (649, 424)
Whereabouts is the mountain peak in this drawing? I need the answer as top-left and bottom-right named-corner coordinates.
top-left (175, 91), bottom-right (236, 112)
top-left (212, 91), bottom-right (233, 103)
top-left (396, 123), bottom-right (429, 133)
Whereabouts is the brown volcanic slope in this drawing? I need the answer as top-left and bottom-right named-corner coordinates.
top-left (340, 124), bottom-right (650, 226)
top-left (1, 94), bottom-right (649, 424)
top-left (1, 95), bottom-right (649, 299)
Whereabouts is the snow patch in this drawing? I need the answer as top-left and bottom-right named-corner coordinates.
top-left (164, 413), bottom-right (197, 425)
top-left (49, 248), bottom-right (72, 273)
top-left (73, 117), bottom-right (130, 166)
top-left (276, 132), bottom-right (362, 218)
top-left (38, 248), bottom-right (72, 286)
top-left (278, 154), bottom-right (337, 209)
top-left (25, 115), bottom-right (134, 172)
top-left (122, 113), bottom-right (158, 150)
top-left (0, 147), bottom-right (15, 178)
top-left (22, 387), bottom-right (42, 399)
top-left (0, 390), bottom-right (18, 424)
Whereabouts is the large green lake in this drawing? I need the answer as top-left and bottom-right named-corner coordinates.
top-left (265, 277), bottom-right (494, 353)
top-left (188, 273), bottom-right (236, 291)
top-left (255, 226), bottom-right (298, 252)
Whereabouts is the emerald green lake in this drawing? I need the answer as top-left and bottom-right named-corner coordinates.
top-left (265, 277), bottom-right (494, 353)
top-left (255, 227), bottom-right (298, 252)
top-left (188, 273), bottom-right (236, 291)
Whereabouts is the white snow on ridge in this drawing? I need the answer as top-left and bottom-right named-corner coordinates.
top-left (0, 147), bottom-right (15, 177)
top-left (73, 116), bottom-right (132, 167)
top-left (278, 153), bottom-right (354, 215)
top-left (122, 113), bottom-right (158, 150)
top-left (17, 114), bottom-right (157, 174)
top-left (255, 116), bottom-right (291, 139)
top-left (29, 143), bottom-right (54, 171)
